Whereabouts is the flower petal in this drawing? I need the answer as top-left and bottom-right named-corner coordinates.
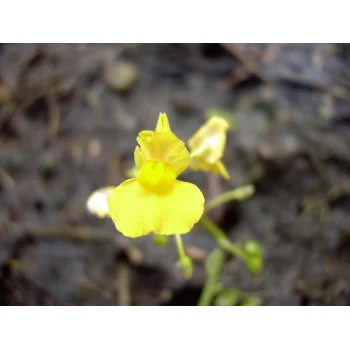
top-left (213, 160), bottom-right (230, 180)
top-left (134, 146), bottom-right (146, 169)
top-left (155, 112), bottom-right (171, 132)
top-left (135, 131), bottom-right (155, 163)
top-left (159, 132), bottom-right (190, 176)
top-left (188, 116), bottom-right (230, 163)
top-left (108, 179), bottom-right (160, 238)
top-left (156, 180), bottom-right (205, 235)
top-left (135, 129), bottom-right (190, 176)
top-left (190, 156), bottom-right (230, 180)
top-left (107, 179), bottom-right (205, 237)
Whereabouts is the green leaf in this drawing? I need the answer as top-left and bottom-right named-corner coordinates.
top-left (242, 296), bottom-right (263, 306)
top-left (205, 248), bottom-right (225, 278)
top-left (214, 289), bottom-right (241, 306)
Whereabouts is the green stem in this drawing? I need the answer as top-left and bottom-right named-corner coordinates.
top-left (204, 185), bottom-right (254, 213)
top-left (200, 216), bottom-right (245, 260)
top-left (198, 278), bottom-right (217, 306)
top-left (174, 233), bottom-right (186, 258)
top-left (198, 248), bottom-right (225, 306)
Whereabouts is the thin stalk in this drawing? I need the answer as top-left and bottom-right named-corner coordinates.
top-left (174, 233), bottom-right (186, 258)
top-left (200, 215), bottom-right (245, 260)
top-left (204, 185), bottom-right (254, 213)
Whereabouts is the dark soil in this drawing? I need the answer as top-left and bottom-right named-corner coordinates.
top-left (1, 43), bottom-right (350, 306)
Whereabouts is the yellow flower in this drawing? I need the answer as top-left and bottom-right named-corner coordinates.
top-left (188, 116), bottom-right (230, 179)
top-left (108, 113), bottom-right (205, 238)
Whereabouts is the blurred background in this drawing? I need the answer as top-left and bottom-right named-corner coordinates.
top-left (0, 43), bottom-right (350, 306)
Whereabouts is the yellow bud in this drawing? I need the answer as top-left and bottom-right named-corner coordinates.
top-left (188, 116), bottom-right (231, 179)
